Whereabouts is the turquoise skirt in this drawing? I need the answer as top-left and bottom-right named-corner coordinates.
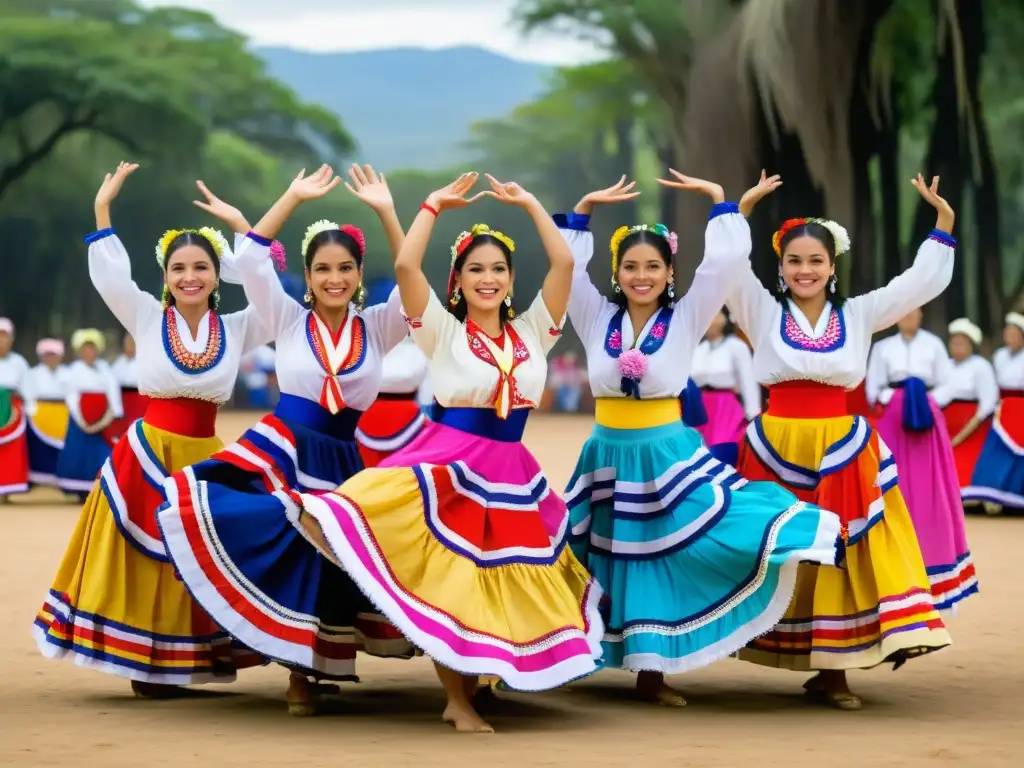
top-left (565, 419), bottom-right (841, 673)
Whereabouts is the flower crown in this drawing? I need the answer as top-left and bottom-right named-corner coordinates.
top-left (155, 227), bottom-right (228, 267)
top-left (450, 223), bottom-right (515, 265)
top-left (71, 328), bottom-right (105, 353)
top-left (610, 224), bottom-right (678, 275)
top-left (300, 220), bottom-right (367, 260)
top-left (772, 217), bottom-right (851, 258)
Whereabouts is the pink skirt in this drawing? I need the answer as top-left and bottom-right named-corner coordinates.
top-left (694, 389), bottom-right (746, 465)
top-left (875, 389), bottom-right (977, 611)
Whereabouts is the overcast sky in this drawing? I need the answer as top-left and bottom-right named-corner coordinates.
top-left (138, 0), bottom-right (606, 65)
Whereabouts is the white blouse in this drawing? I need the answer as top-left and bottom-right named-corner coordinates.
top-left (993, 347), bottom-right (1024, 390)
top-left (408, 290), bottom-right (563, 410)
top-left (932, 355), bottom-right (999, 420)
top-left (25, 364), bottom-right (68, 403)
top-left (87, 230), bottom-right (271, 404)
top-left (380, 335), bottom-right (428, 395)
top-left (559, 206), bottom-right (753, 399)
top-left (64, 359), bottom-right (123, 427)
top-left (726, 231), bottom-right (956, 388)
top-left (0, 352), bottom-right (30, 396)
top-left (691, 336), bottom-right (762, 419)
top-left (111, 354), bottom-right (138, 388)
top-left (232, 233), bottom-right (408, 412)
top-left (865, 329), bottom-right (952, 406)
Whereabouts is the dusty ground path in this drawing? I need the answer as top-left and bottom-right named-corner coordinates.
top-left (1, 412), bottom-right (1020, 766)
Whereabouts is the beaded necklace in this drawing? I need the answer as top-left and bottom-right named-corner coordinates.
top-left (162, 308), bottom-right (225, 375)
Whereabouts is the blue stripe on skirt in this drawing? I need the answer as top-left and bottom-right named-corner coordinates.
top-left (564, 420), bottom-right (840, 673)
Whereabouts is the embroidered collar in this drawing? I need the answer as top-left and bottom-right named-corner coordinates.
top-left (604, 306), bottom-right (673, 358)
top-left (466, 320), bottom-right (532, 419)
top-left (779, 301), bottom-right (846, 354)
top-left (162, 308), bottom-right (225, 375)
top-left (306, 310), bottom-right (366, 414)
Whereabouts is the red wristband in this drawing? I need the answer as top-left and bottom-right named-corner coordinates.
top-left (421, 202), bottom-right (439, 217)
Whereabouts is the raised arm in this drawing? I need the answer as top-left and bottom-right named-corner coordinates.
top-left (480, 174), bottom-right (572, 324)
top-left (89, 162), bottom-right (161, 335)
top-left (396, 172), bottom-right (483, 320)
top-left (852, 175), bottom-right (956, 333)
top-left (344, 164), bottom-right (405, 262)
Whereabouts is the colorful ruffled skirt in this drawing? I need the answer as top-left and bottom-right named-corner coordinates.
top-left (57, 393), bottom-right (116, 495)
top-left (736, 382), bottom-right (952, 670)
top-left (296, 406), bottom-right (604, 691)
top-left (0, 391), bottom-right (29, 496)
top-left (964, 392), bottom-right (1024, 511)
top-left (941, 400), bottom-right (992, 495)
top-left (566, 398), bottom-right (840, 674)
top-left (157, 394), bottom-right (414, 681)
top-left (693, 388), bottom-right (747, 466)
top-left (875, 384), bottom-right (977, 609)
top-left (34, 398), bottom-right (263, 684)
top-left (28, 399), bottom-right (69, 487)
top-left (355, 392), bottom-right (427, 468)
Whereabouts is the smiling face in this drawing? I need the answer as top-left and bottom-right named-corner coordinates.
top-left (780, 235), bottom-right (834, 300)
top-left (948, 334), bottom-right (973, 362)
top-left (306, 242), bottom-right (361, 311)
top-left (1004, 323), bottom-right (1024, 353)
top-left (455, 242), bottom-right (512, 315)
top-left (164, 244), bottom-right (218, 310)
top-left (617, 242), bottom-right (672, 309)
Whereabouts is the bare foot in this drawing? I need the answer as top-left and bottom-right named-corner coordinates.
top-left (286, 673), bottom-right (316, 717)
top-left (636, 671), bottom-right (686, 707)
top-left (803, 672), bottom-right (862, 711)
top-left (130, 680), bottom-right (184, 699)
top-left (442, 701), bottom-right (495, 733)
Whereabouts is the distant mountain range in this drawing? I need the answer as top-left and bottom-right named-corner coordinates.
top-left (257, 46), bottom-right (554, 171)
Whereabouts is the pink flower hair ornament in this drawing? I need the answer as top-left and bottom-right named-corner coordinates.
top-left (269, 240), bottom-right (287, 272)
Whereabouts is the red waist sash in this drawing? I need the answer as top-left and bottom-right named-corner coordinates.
top-left (765, 381), bottom-right (849, 419)
top-left (143, 398), bottom-right (218, 438)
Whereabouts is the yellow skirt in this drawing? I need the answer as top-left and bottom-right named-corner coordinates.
top-left (736, 411), bottom-right (951, 671)
top-left (33, 418), bottom-right (263, 684)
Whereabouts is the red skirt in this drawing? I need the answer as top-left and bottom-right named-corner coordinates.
top-left (0, 395), bottom-right (29, 494)
top-left (105, 388), bottom-right (150, 445)
top-left (942, 400), bottom-right (991, 489)
top-left (355, 394), bottom-right (427, 468)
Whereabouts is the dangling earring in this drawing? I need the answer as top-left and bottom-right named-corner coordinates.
top-left (303, 286), bottom-right (313, 304)
top-left (613, 281), bottom-right (622, 294)
top-left (776, 266), bottom-right (787, 294)
top-left (504, 292), bottom-right (516, 319)
top-left (667, 283), bottom-right (675, 300)
top-left (829, 274), bottom-right (837, 294)
top-left (211, 289), bottom-right (221, 310)
top-left (161, 285), bottom-right (172, 309)
top-left (449, 286), bottom-right (461, 307)
top-left (355, 282), bottom-right (365, 309)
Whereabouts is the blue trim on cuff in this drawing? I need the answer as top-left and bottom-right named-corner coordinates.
top-left (246, 230), bottom-right (273, 247)
top-left (928, 228), bottom-right (956, 248)
top-left (84, 228), bottom-right (115, 244)
top-left (553, 212), bottom-right (590, 231)
top-left (709, 201), bottom-right (740, 220)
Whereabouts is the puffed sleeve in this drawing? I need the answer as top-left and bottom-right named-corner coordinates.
top-left (974, 357), bottom-right (1000, 420)
top-left (513, 290), bottom-right (567, 357)
top-left (231, 232), bottom-right (306, 339)
top-left (848, 230), bottom-right (955, 334)
top-left (361, 286), bottom-right (410, 356)
top-left (406, 289), bottom-right (461, 359)
top-left (553, 213), bottom-right (609, 349)
top-left (86, 229), bottom-right (162, 336)
top-left (675, 203), bottom-right (753, 341)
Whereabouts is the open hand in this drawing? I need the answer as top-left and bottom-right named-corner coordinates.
top-left (478, 174), bottom-right (540, 209)
top-left (95, 162), bottom-right (139, 209)
top-left (911, 173), bottom-right (955, 231)
top-left (655, 169), bottom-right (725, 204)
top-left (426, 172), bottom-right (486, 212)
top-left (575, 175), bottom-right (641, 215)
top-left (193, 180), bottom-right (247, 230)
top-left (739, 170), bottom-right (783, 218)
top-left (288, 164), bottom-right (342, 202)
top-left (345, 164), bottom-right (393, 212)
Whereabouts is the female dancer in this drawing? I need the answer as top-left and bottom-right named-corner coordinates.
top-left (284, 171), bottom-right (601, 733)
top-left (729, 172), bottom-right (956, 710)
top-left (107, 332), bottom-right (149, 442)
top-left (558, 175), bottom-right (841, 707)
top-left (865, 308), bottom-right (976, 610)
top-left (355, 333), bottom-right (429, 468)
top-left (690, 308), bottom-right (761, 465)
top-left (26, 339), bottom-right (69, 489)
top-left (933, 319), bottom-right (997, 505)
top-left (0, 318), bottom-right (30, 501)
top-left (963, 312), bottom-right (1024, 513)
top-left (34, 162), bottom-right (271, 695)
top-left (55, 329), bottom-right (123, 500)
top-left (157, 164), bottom-right (418, 717)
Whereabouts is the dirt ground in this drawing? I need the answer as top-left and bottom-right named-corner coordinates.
top-left (1, 412), bottom-right (1021, 767)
